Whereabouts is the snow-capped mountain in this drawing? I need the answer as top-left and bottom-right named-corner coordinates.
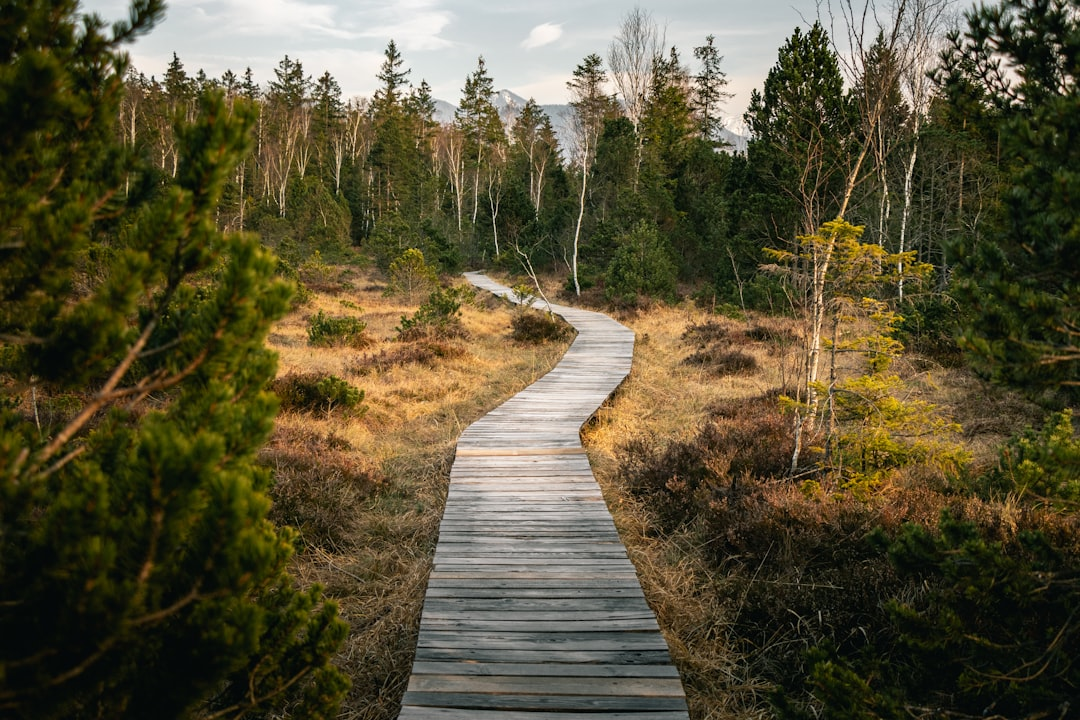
top-left (434, 89), bottom-right (747, 154)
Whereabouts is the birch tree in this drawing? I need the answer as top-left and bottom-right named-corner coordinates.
top-left (897, 0), bottom-right (953, 299)
top-left (608, 6), bottom-right (663, 186)
top-left (566, 53), bottom-right (618, 295)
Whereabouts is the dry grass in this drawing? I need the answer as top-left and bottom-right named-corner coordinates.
top-left (581, 301), bottom-right (796, 719)
top-left (265, 265), bottom-right (1046, 719)
top-left (574, 296), bottom-right (1045, 719)
top-left (263, 266), bottom-right (571, 720)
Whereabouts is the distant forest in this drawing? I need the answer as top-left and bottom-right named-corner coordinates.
top-left (117, 0), bottom-right (1077, 396)
top-left (117, 10), bottom-right (967, 299)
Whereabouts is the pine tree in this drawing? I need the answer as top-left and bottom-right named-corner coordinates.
top-left (0, 1), bottom-right (349, 716)
top-left (692, 34), bottom-right (732, 145)
top-left (745, 22), bottom-right (851, 239)
top-left (367, 40), bottom-right (428, 243)
top-left (455, 57), bottom-right (504, 234)
top-left (938, 0), bottom-right (1080, 398)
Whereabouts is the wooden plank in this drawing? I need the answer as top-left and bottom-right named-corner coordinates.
top-left (421, 597), bottom-right (654, 612)
top-left (413, 647), bottom-right (676, 664)
top-left (407, 674), bottom-right (686, 696)
top-left (400, 692), bottom-right (688, 712)
top-left (456, 447), bottom-right (589, 456)
top-left (400, 273), bottom-right (688, 720)
top-left (399, 709), bottom-right (689, 720)
top-left (409, 661), bottom-right (680, 678)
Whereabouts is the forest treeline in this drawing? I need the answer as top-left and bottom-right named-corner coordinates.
top-left (116, 15), bottom-right (961, 306)
top-left (117, 0), bottom-right (1078, 400)
top-left (1, 0), bottom-right (1078, 717)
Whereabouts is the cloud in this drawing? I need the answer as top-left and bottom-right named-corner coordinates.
top-left (521, 23), bottom-right (562, 50)
top-left (169, 0), bottom-right (353, 39)
top-left (361, 0), bottom-right (454, 51)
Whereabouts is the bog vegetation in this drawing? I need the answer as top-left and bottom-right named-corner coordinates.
top-left (1, 0), bottom-right (1077, 717)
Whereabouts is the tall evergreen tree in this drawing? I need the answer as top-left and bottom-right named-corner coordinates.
top-left (745, 22), bottom-right (851, 239)
top-left (368, 40), bottom-right (424, 244)
top-left (0, 1), bottom-right (349, 717)
top-left (455, 56), bottom-right (504, 236)
top-left (938, 0), bottom-right (1080, 398)
top-left (692, 34), bottom-right (732, 145)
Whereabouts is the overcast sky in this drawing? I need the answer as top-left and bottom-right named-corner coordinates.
top-left (83, 0), bottom-right (827, 130)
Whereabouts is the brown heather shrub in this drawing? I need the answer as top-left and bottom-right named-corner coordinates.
top-left (682, 347), bottom-right (759, 376)
top-left (620, 392), bottom-right (794, 532)
top-left (698, 482), bottom-right (930, 691)
top-left (511, 309), bottom-right (574, 344)
top-left (260, 424), bottom-right (384, 552)
top-left (745, 321), bottom-right (799, 348)
top-left (351, 339), bottom-right (466, 375)
top-left (681, 319), bottom-right (731, 345)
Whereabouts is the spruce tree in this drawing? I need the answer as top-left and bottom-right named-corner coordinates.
top-left (938, 0), bottom-right (1080, 398)
top-left (0, 1), bottom-right (349, 717)
top-left (745, 22), bottom-right (851, 239)
top-left (692, 34), bottom-right (732, 146)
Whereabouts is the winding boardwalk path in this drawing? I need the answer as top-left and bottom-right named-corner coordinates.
top-left (398, 273), bottom-right (690, 720)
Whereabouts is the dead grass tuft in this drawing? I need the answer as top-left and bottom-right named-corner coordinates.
top-left (681, 319), bottom-right (732, 345)
top-left (682, 347), bottom-right (759, 376)
top-left (351, 340), bottom-right (467, 375)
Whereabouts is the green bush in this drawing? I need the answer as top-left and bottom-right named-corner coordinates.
top-left (271, 373), bottom-right (365, 415)
top-left (307, 310), bottom-right (369, 348)
top-left (605, 220), bottom-right (677, 303)
top-left (794, 511), bottom-right (1080, 720)
top-left (977, 409), bottom-right (1080, 508)
top-left (385, 248), bottom-right (438, 300)
top-left (396, 286), bottom-right (473, 341)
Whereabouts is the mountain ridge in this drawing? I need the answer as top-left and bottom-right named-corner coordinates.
top-left (434, 88), bottom-right (748, 154)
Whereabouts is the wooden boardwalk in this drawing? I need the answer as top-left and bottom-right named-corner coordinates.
top-left (398, 273), bottom-right (689, 720)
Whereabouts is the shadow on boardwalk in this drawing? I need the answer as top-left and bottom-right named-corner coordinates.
top-left (398, 273), bottom-right (690, 719)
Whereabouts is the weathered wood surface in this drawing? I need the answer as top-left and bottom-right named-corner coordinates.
top-left (398, 274), bottom-right (689, 719)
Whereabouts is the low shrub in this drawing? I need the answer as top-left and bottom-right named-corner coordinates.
top-left (307, 310), bottom-right (369, 348)
top-left (745, 322), bottom-right (799, 348)
top-left (261, 426), bottom-right (382, 551)
top-left (271, 372), bottom-right (365, 415)
top-left (620, 392), bottom-right (793, 532)
top-left (511, 310), bottom-right (573, 344)
top-left (681, 319), bottom-right (730, 345)
top-left (384, 248), bottom-right (438, 300)
top-left (351, 340), bottom-right (466, 374)
top-left (974, 409), bottom-right (1080, 508)
top-left (683, 347), bottom-right (759, 376)
top-left (396, 286), bottom-right (473, 341)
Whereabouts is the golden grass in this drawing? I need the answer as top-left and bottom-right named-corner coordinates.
top-left (582, 301), bottom-right (793, 719)
top-left (263, 267), bottom-right (572, 720)
top-left (577, 297), bottom-right (1043, 719)
top-left (266, 265), bottom-right (1042, 720)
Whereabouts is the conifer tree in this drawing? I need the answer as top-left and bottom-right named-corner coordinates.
top-left (692, 34), bottom-right (732, 145)
top-left (938, 0), bottom-right (1080, 398)
top-left (369, 40), bottom-right (422, 226)
top-left (745, 22), bottom-right (850, 239)
top-left (455, 57), bottom-right (504, 231)
top-left (0, 1), bottom-right (349, 717)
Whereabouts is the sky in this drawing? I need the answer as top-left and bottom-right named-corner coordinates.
top-left (82, 0), bottom-right (828, 131)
